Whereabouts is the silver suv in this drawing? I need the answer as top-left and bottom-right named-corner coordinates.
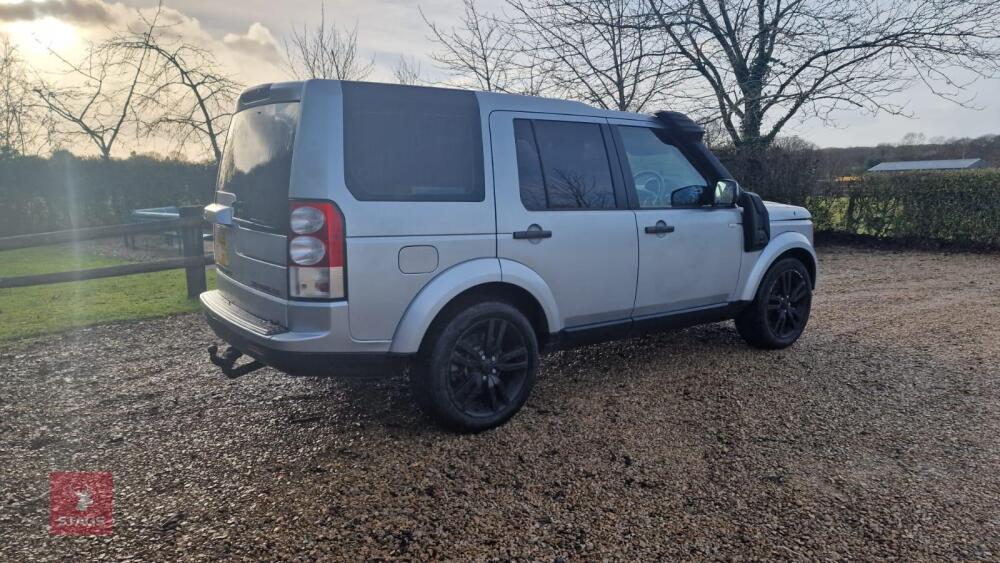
top-left (202, 80), bottom-right (816, 432)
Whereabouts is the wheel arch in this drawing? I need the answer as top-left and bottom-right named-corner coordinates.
top-left (389, 259), bottom-right (560, 354)
top-left (780, 247), bottom-right (817, 288)
top-left (736, 232), bottom-right (817, 302)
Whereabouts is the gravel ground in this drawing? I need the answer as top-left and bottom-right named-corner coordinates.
top-left (1, 246), bottom-right (998, 561)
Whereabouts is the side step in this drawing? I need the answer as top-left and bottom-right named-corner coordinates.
top-left (207, 344), bottom-right (265, 378)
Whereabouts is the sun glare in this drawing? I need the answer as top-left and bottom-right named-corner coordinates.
top-left (2, 16), bottom-right (81, 57)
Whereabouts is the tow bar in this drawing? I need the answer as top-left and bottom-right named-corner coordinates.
top-left (207, 344), bottom-right (264, 378)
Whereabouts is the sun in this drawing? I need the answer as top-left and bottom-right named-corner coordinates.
top-left (2, 16), bottom-right (82, 58)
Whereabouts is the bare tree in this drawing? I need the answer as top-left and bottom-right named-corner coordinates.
top-left (111, 10), bottom-right (242, 163)
top-left (392, 55), bottom-right (423, 85)
top-left (899, 132), bottom-right (927, 146)
top-left (33, 24), bottom-right (156, 160)
top-left (507, 0), bottom-right (678, 112)
top-left (422, 0), bottom-right (521, 92)
top-left (139, 43), bottom-right (239, 163)
top-left (648, 0), bottom-right (1000, 148)
top-left (284, 3), bottom-right (374, 81)
top-left (512, 46), bottom-right (557, 97)
top-left (1, 38), bottom-right (50, 157)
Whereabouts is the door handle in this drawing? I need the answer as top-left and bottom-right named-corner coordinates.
top-left (513, 229), bottom-right (552, 240)
top-left (644, 223), bottom-right (675, 234)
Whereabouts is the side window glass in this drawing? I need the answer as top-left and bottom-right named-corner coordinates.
top-left (513, 120), bottom-right (616, 210)
top-left (513, 119), bottom-right (617, 210)
top-left (534, 120), bottom-right (616, 209)
top-left (513, 120), bottom-right (547, 210)
top-left (342, 83), bottom-right (484, 201)
top-left (617, 126), bottom-right (708, 208)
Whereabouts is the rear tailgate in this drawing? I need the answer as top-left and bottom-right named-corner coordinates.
top-left (212, 99), bottom-right (300, 326)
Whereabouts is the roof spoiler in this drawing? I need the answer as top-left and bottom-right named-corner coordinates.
top-left (236, 82), bottom-right (303, 112)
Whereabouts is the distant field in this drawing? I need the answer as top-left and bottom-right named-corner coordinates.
top-left (0, 244), bottom-right (215, 341)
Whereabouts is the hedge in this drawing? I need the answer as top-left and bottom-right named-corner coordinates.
top-left (0, 153), bottom-right (216, 237)
top-left (807, 170), bottom-right (1000, 247)
top-left (1, 152), bottom-right (997, 249)
top-left (718, 146), bottom-right (819, 205)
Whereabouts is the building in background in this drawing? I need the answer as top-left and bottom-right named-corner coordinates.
top-left (867, 158), bottom-right (987, 173)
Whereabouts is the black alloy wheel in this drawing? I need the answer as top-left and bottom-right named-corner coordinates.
top-left (411, 301), bottom-right (538, 432)
top-left (447, 318), bottom-right (530, 418)
top-left (735, 257), bottom-right (812, 349)
top-left (766, 268), bottom-right (810, 339)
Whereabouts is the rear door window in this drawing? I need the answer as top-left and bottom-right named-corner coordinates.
top-left (513, 120), bottom-right (548, 210)
top-left (217, 102), bottom-right (299, 230)
top-left (514, 119), bottom-right (617, 210)
top-left (342, 82), bottom-right (484, 202)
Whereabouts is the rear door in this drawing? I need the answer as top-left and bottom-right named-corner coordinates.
top-left (213, 101), bottom-right (300, 324)
top-left (491, 112), bottom-right (638, 329)
top-left (610, 121), bottom-right (742, 317)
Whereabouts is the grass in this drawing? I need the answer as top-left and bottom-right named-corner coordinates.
top-left (0, 244), bottom-right (215, 341)
top-left (0, 244), bottom-right (127, 277)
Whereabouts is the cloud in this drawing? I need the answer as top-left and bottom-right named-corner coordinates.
top-left (223, 22), bottom-right (281, 64)
top-left (2, 0), bottom-right (287, 87)
top-left (0, 0), bottom-right (116, 24)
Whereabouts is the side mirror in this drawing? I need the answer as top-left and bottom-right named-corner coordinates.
top-left (670, 185), bottom-right (705, 208)
top-left (714, 179), bottom-right (740, 206)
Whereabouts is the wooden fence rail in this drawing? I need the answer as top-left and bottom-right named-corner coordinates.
top-left (0, 217), bottom-right (200, 251)
top-left (0, 206), bottom-right (213, 298)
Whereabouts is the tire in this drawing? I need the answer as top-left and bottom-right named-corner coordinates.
top-left (735, 257), bottom-right (812, 349)
top-left (410, 301), bottom-right (538, 432)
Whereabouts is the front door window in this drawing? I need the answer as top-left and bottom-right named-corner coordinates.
top-left (617, 126), bottom-right (708, 209)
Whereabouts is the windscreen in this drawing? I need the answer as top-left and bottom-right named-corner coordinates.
top-left (217, 102), bottom-right (300, 230)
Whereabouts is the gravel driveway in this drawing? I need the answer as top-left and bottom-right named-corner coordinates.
top-left (1, 246), bottom-right (998, 561)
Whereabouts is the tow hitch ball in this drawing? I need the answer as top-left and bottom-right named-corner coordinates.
top-left (207, 344), bottom-right (264, 379)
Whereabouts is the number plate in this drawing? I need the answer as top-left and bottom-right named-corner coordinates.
top-left (215, 228), bottom-right (230, 268)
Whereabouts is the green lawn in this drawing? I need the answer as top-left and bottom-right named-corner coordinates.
top-left (0, 244), bottom-right (215, 341)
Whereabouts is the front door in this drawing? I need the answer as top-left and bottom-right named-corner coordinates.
top-left (611, 122), bottom-right (743, 317)
top-left (491, 112), bottom-right (638, 329)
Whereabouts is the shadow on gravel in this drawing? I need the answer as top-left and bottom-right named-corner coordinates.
top-left (274, 322), bottom-right (747, 436)
top-left (260, 323), bottom-right (748, 446)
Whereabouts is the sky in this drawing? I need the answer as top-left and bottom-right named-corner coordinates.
top-left (2, 0), bottom-right (999, 151)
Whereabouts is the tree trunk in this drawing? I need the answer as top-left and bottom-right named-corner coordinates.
top-left (739, 93), bottom-right (766, 149)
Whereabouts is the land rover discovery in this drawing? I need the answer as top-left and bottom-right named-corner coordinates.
top-left (202, 80), bottom-right (816, 432)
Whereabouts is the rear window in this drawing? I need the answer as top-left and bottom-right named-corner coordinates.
top-left (342, 82), bottom-right (484, 202)
top-left (217, 102), bottom-right (299, 230)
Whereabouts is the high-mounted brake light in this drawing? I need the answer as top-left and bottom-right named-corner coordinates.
top-left (288, 201), bottom-right (345, 299)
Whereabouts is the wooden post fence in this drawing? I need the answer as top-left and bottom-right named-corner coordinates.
top-left (0, 206), bottom-right (214, 297)
top-left (179, 206), bottom-right (208, 298)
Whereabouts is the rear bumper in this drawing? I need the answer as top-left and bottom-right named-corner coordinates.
top-left (200, 290), bottom-right (407, 377)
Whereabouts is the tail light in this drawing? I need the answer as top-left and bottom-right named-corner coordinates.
top-left (288, 201), bottom-right (345, 299)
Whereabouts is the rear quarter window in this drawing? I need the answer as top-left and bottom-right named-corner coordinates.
top-left (342, 82), bottom-right (485, 202)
